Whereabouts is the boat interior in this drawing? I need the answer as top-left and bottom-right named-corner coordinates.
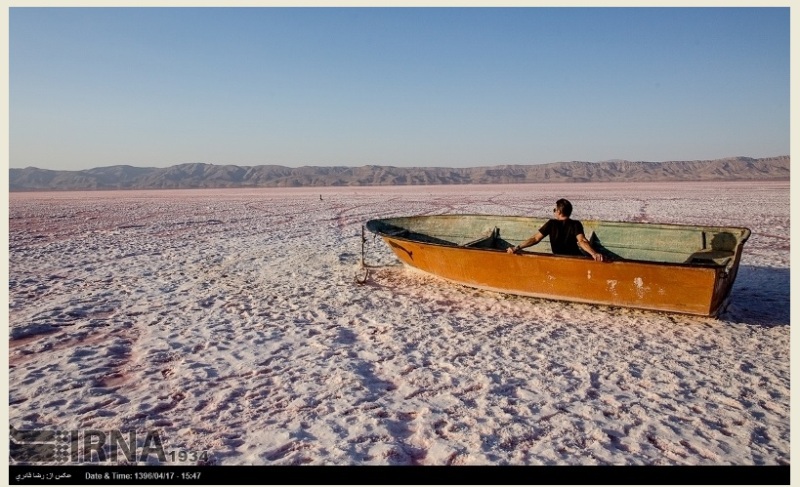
top-left (368, 216), bottom-right (751, 268)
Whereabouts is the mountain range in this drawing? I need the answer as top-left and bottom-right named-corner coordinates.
top-left (9, 156), bottom-right (789, 191)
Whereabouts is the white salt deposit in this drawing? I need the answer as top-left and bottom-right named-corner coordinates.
top-left (8, 181), bottom-right (790, 466)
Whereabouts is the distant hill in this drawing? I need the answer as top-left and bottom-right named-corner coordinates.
top-left (8, 156), bottom-right (789, 191)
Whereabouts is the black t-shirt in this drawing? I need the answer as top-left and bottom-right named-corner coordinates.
top-left (539, 219), bottom-right (585, 256)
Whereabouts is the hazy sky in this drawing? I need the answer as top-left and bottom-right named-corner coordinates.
top-left (9, 7), bottom-right (790, 171)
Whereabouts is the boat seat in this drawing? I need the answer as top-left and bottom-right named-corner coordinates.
top-left (685, 249), bottom-right (734, 267)
top-left (463, 227), bottom-right (500, 248)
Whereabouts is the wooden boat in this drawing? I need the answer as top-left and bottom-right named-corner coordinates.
top-left (365, 215), bottom-right (751, 317)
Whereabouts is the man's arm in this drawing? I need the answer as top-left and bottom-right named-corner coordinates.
top-left (507, 232), bottom-right (545, 254)
top-left (577, 234), bottom-right (605, 261)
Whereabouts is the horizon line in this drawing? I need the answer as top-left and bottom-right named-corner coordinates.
top-left (10, 154), bottom-right (790, 172)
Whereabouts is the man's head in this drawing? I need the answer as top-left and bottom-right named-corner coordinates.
top-left (554, 198), bottom-right (573, 218)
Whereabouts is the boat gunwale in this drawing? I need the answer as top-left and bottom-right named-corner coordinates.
top-left (366, 214), bottom-right (751, 271)
top-left (366, 213), bottom-right (752, 237)
top-left (378, 232), bottom-right (730, 271)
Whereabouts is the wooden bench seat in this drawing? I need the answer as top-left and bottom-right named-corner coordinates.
top-left (462, 227), bottom-right (500, 248)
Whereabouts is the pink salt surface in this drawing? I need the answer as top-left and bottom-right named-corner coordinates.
top-left (8, 181), bottom-right (790, 465)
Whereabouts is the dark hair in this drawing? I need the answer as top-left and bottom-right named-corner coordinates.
top-left (556, 198), bottom-right (573, 217)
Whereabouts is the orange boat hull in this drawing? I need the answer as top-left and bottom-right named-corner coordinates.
top-left (381, 236), bottom-right (730, 317)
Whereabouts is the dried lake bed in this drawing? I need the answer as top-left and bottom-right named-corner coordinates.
top-left (8, 181), bottom-right (790, 466)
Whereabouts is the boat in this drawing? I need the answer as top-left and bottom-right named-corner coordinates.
top-left (364, 215), bottom-right (751, 317)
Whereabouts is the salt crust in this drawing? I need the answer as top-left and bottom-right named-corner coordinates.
top-left (8, 181), bottom-right (789, 465)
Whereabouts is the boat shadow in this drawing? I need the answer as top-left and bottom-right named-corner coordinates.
top-left (722, 265), bottom-right (789, 327)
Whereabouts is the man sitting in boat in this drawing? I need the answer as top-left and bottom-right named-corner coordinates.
top-left (507, 198), bottom-right (606, 262)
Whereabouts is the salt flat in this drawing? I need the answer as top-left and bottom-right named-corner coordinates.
top-left (8, 181), bottom-right (790, 465)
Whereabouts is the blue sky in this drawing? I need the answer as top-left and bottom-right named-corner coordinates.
top-left (9, 7), bottom-right (790, 170)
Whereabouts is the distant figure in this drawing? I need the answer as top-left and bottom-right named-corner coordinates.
top-left (507, 198), bottom-right (605, 262)
top-left (320, 194), bottom-right (323, 201)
